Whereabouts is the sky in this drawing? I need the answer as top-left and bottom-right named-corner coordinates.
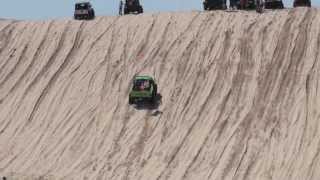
top-left (0, 0), bottom-right (319, 20)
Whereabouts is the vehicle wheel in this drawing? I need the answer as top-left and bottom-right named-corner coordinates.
top-left (92, 10), bottom-right (95, 19)
top-left (148, 96), bottom-right (154, 104)
top-left (222, 3), bottom-right (227, 10)
top-left (124, 8), bottom-right (129, 14)
top-left (151, 91), bottom-right (157, 104)
top-left (138, 6), bottom-right (143, 14)
top-left (154, 84), bottom-right (158, 96)
top-left (129, 97), bottom-right (134, 105)
top-left (203, 3), bottom-right (208, 10)
top-left (307, 0), bottom-right (311, 7)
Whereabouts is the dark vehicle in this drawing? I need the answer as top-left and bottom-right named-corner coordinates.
top-left (74, 2), bottom-right (95, 20)
top-left (230, 0), bottom-right (238, 9)
top-left (123, 0), bottom-right (143, 15)
top-left (293, 0), bottom-right (311, 7)
top-left (129, 76), bottom-right (158, 105)
top-left (238, 0), bottom-right (256, 9)
top-left (264, 0), bottom-right (284, 9)
top-left (203, 0), bottom-right (227, 10)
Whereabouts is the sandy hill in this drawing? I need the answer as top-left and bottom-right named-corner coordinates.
top-left (0, 8), bottom-right (320, 180)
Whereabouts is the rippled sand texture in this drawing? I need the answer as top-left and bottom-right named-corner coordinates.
top-left (0, 8), bottom-right (320, 180)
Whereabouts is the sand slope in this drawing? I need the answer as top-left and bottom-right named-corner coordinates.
top-left (0, 8), bottom-right (320, 180)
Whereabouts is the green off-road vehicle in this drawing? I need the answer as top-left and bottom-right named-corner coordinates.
top-left (129, 76), bottom-right (158, 104)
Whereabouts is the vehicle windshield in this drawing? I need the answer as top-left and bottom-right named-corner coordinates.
top-left (133, 79), bottom-right (151, 91)
top-left (75, 3), bottom-right (89, 10)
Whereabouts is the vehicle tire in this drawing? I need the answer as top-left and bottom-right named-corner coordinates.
top-left (307, 0), bottom-right (311, 7)
top-left (138, 6), bottom-right (143, 14)
top-left (151, 85), bottom-right (157, 104)
top-left (149, 96), bottom-right (155, 104)
top-left (154, 84), bottom-right (158, 96)
top-left (92, 10), bottom-right (95, 19)
top-left (203, 3), bottom-right (208, 10)
top-left (129, 97), bottom-right (134, 105)
top-left (124, 7), bottom-right (129, 14)
top-left (223, 4), bottom-right (227, 10)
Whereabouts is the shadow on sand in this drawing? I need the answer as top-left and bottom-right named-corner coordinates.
top-left (133, 94), bottom-right (162, 113)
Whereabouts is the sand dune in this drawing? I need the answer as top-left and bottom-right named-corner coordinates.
top-left (0, 8), bottom-right (320, 180)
